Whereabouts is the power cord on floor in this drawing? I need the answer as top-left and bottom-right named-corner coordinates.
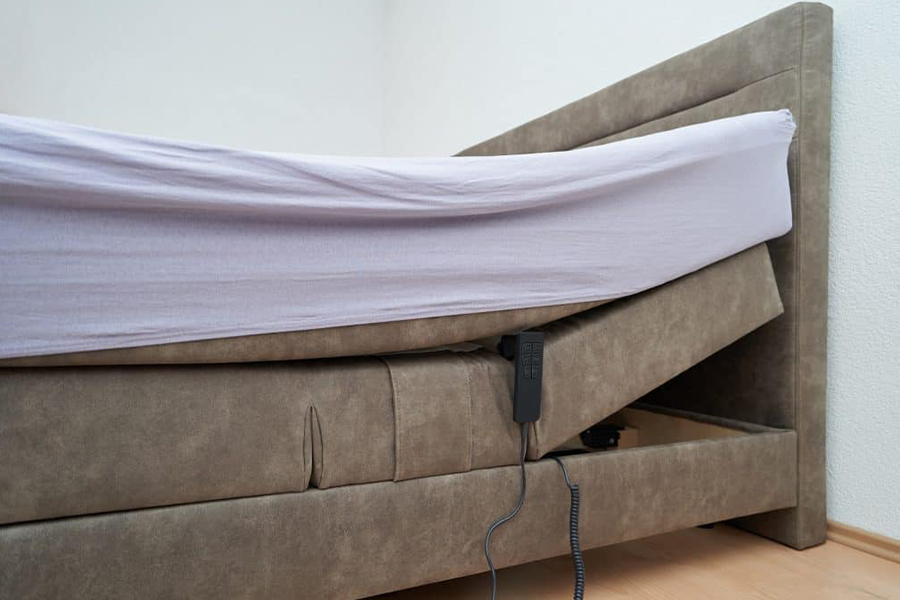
top-left (483, 422), bottom-right (528, 600)
top-left (551, 456), bottom-right (585, 600)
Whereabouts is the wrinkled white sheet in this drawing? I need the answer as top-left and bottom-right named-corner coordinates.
top-left (0, 110), bottom-right (795, 359)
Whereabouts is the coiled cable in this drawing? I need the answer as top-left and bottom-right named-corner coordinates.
top-left (551, 456), bottom-right (585, 600)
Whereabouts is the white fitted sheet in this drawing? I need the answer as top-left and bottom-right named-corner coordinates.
top-left (0, 110), bottom-right (794, 359)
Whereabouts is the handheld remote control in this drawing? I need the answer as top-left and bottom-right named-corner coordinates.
top-left (499, 331), bottom-right (544, 423)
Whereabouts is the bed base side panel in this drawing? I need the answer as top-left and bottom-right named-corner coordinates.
top-left (0, 423), bottom-right (796, 600)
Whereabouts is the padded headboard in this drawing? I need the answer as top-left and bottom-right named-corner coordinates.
top-left (460, 3), bottom-right (832, 550)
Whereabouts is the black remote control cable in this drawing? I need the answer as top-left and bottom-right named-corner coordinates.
top-left (485, 331), bottom-right (585, 600)
top-left (551, 455), bottom-right (585, 600)
top-left (483, 422), bottom-right (528, 600)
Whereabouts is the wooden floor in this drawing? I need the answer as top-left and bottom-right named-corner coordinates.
top-left (380, 525), bottom-right (900, 599)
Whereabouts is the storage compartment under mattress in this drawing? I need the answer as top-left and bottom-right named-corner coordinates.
top-left (0, 405), bottom-right (797, 600)
top-left (555, 404), bottom-right (746, 453)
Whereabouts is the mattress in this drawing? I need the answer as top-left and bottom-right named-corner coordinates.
top-left (0, 110), bottom-right (794, 360)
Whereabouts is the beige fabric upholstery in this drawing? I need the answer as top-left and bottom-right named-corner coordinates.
top-left (637, 5), bottom-right (832, 550)
top-left (0, 363), bottom-right (314, 525)
top-left (532, 244), bottom-right (782, 458)
top-left (387, 352), bottom-right (481, 481)
top-left (309, 358), bottom-right (396, 489)
top-left (0, 406), bottom-right (797, 600)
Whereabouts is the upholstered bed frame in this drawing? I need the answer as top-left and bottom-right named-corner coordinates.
top-left (461, 0), bottom-right (832, 552)
top-left (0, 4), bottom-right (831, 598)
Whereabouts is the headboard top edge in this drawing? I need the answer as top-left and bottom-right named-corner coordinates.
top-left (457, 2), bottom-right (830, 157)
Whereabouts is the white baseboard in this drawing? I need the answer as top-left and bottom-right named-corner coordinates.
top-left (827, 520), bottom-right (900, 564)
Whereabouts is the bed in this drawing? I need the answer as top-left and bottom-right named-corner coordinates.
top-left (0, 3), bottom-right (831, 598)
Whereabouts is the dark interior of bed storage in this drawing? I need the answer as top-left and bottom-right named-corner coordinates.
top-left (532, 401), bottom-right (798, 551)
top-left (556, 405), bottom-right (751, 453)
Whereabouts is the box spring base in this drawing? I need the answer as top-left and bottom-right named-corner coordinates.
top-left (0, 405), bottom-right (797, 600)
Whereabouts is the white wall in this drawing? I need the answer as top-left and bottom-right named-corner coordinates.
top-left (383, 0), bottom-right (900, 540)
top-left (825, 0), bottom-right (900, 543)
top-left (2, 0), bottom-right (898, 540)
top-left (0, 0), bottom-right (386, 155)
